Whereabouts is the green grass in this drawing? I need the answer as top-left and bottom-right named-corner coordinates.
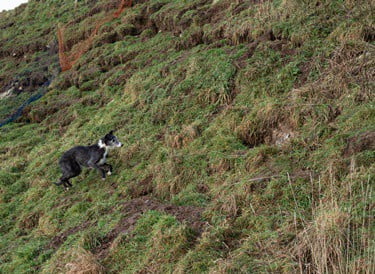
top-left (0, 0), bottom-right (374, 273)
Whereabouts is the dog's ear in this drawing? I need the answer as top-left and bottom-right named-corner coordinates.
top-left (109, 130), bottom-right (115, 135)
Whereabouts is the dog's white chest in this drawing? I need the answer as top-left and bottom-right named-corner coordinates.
top-left (98, 149), bottom-right (108, 165)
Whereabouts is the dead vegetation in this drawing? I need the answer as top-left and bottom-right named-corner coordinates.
top-left (235, 104), bottom-right (296, 148)
top-left (57, 0), bottom-right (133, 71)
top-left (128, 175), bottom-right (154, 198)
top-left (165, 124), bottom-right (201, 149)
top-left (293, 203), bottom-right (351, 274)
top-left (290, 174), bottom-right (374, 274)
top-left (64, 248), bottom-right (106, 274)
top-left (18, 212), bottom-right (41, 231)
top-left (292, 43), bottom-right (374, 104)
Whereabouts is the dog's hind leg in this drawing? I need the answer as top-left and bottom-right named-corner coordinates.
top-left (58, 160), bottom-right (81, 188)
top-left (54, 177), bottom-right (72, 188)
top-left (54, 180), bottom-right (63, 186)
top-left (62, 179), bottom-right (73, 188)
top-left (63, 180), bottom-right (72, 191)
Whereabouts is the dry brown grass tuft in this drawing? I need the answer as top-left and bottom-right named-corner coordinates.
top-left (292, 43), bottom-right (374, 105)
top-left (293, 203), bottom-right (350, 274)
top-left (18, 212), bottom-right (41, 230)
top-left (224, 0), bottom-right (275, 45)
top-left (290, 172), bottom-right (374, 274)
top-left (196, 87), bottom-right (235, 106)
top-left (65, 248), bottom-right (105, 274)
top-left (119, 141), bottom-right (141, 167)
top-left (209, 158), bottom-right (233, 174)
top-left (152, 154), bottom-right (196, 199)
top-left (165, 124), bottom-right (200, 149)
top-left (235, 103), bottom-right (297, 148)
top-left (37, 214), bottom-right (59, 236)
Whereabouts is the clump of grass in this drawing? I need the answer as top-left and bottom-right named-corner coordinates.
top-left (294, 203), bottom-right (350, 273)
top-left (291, 173), bottom-right (374, 274)
top-left (165, 122), bottom-right (201, 149)
top-left (63, 247), bottom-right (105, 274)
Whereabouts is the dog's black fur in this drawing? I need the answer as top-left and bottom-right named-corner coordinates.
top-left (54, 131), bottom-right (122, 189)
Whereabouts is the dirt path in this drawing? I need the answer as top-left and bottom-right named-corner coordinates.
top-left (93, 196), bottom-right (205, 259)
top-left (48, 196), bottom-right (205, 259)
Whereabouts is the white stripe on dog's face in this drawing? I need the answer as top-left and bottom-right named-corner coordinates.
top-left (98, 139), bottom-right (107, 148)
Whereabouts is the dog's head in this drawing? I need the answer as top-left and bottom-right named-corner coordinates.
top-left (100, 130), bottom-right (123, 148)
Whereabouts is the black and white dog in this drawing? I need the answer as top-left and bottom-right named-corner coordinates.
top-left (54, 131), bottom-right (122, 189)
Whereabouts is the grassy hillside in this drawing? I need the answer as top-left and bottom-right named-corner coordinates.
top-left (0, 0), bottom-right (374, 273)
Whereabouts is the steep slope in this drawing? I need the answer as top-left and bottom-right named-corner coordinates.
top-left (0, 0), bottom-right (374, 273)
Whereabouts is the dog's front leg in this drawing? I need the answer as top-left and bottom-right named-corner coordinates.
top-left (107, 164), bottom-right (113, 175)
top-left (95, 164), bottom-right (107, 180)
top-left (101, 163), bottom-right (113, 176)
top-left (88, 160), bottom-right (107, 180)
top-left (95, 165), bottom-right (106, 180)
top-left (99, 168), bottom-right (106, 180)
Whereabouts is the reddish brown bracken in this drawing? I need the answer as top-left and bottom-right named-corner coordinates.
top-left (58, 0), bottom-right (132, 71)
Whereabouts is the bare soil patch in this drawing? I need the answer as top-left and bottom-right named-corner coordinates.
top-left (128, 175), bottom-right (154, 198)
top-left (46, 196), bottom-right (205, 261)
top-left (343, 131), bottom-right (375, 157)
top-left (47, 220), bottom-right (94, 250)
top-left (93, 196), bottom-right (205, 259)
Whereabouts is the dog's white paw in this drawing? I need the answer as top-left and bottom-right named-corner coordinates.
top-left (102, 177), bottom-right (106, 181)
top-left (107, 171), bottom-right (112, 176)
